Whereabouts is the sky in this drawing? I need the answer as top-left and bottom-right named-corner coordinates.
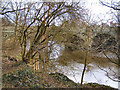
top-left (1, 0), bottom-right (120, 24)
top-left (85, 0), bottom-right (117, 24)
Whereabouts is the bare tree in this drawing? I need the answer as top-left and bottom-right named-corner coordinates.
top-left (1, 1), bottom-right (84, 64)
top-left (97, 0), bottom-right (120, 83)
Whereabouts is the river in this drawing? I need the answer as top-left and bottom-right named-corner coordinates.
top-left (27, 40), bottom-right (118, 88)
top-left (49, 41), bottom-right (118, 88)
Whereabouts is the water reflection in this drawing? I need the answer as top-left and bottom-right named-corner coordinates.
top-left (49, 41), bottom-right (118, 88)
top-left (48, 41), bottom-right (64, 60)
top-left (26, 40), bottom-right (118, 88)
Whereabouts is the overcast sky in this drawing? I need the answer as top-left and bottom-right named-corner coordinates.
top-left (85, 0), bottom-right (114, 24)
top-left (2, 0), bottom-right (119, 24)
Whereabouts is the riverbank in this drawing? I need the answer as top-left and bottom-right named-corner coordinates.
top-left (2, 62), bottom-right (117, 89)
top-left (2, 35), bottom-right (118, 89)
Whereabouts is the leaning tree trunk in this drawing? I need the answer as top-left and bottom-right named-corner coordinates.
top-left (81, 26), bottom-right (91, 86)
top-left (23, 25), bottom-right (47, 63)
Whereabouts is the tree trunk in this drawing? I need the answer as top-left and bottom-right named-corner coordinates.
top-left (80, 51), bottom-right (88, 86)
top-left (80, 26), bottom-right (91, 86)
top-left (23, 26), bottom-right (47, 63)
